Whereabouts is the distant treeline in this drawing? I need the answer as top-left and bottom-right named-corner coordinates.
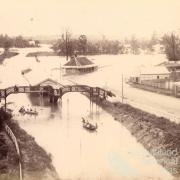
top-left (52, 35), bottom-right (129, 55)
top-left (52, 35), bottom-right (123, 55)
top-left (52, 32), bottom-right (180, 61)
top-left (52, 32), bottom-right (162, 56)
top-left (0, 34), bottom-right (39, 50)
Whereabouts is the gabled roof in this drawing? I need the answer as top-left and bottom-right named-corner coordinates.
top-left (140, 66), bottom-right (170, 75)
top-left (165, 61), bottom-right (180, 68)
top-left (24, 69), bottom-right (64, 88)
top-left (35, 78), bottom-right (63, 88)
top-left (63, 56), bottom-right (94, 66)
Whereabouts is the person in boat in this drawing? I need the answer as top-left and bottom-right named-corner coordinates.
top-left (19, 106), bottom-right (25, 113)
top-left (82, 117), bottom-right (86, 123)
top-left (86, 123), bottom-right (91, 128)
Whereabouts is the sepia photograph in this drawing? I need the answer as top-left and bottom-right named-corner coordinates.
top-left (0, 0), bottom-right (180, 179)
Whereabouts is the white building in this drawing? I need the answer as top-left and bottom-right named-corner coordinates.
top-left (140, 66), bottom-right (170, 82)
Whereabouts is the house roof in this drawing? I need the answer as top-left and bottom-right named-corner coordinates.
top-left (63, 56), bottom-right (94, 67)
top-left (34, 78), bottom-right (64, 88)
top-left (140, 66), bottom-right (170, 75)
top-left (23, 69), bottom-right (64, 88)
top-left (165, 61), bottom-right (180, 68)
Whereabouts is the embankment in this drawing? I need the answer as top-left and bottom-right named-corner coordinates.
top-left (0, 130), bottom-right (19, 180)
top-left (0, 109), bottom-right (60, 180)
top-left (0, 109), bottom-right (19, 180)
top-left (94, 97), bottom-right (180, 178)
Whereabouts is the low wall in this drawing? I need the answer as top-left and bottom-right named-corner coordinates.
top-left (4, 123), bottom-right (23, 180)
top-left (130, 83), bottom-right (173, 96)
top-left (129, 79), bottom-right (180, 98)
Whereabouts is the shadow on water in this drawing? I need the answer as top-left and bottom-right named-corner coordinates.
top-left (29, 94), bottom-right (51, 107)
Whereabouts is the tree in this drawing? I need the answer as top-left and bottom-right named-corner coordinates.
top-left (78, 35), bottom-right (87, 55)
top-left (130, 35), bottom-right (140, 54)
top-left (35, 40), bottom-right (40, 47)
top-left (3, 39), bottom-right (12, 52)
top-left (52, 31), bottom-right (76, 58)
top-left (162, 33), bottom-right (180, 61)
top-left (62, 30), bottom-right (72, 60)
top-left (146, 32), bottom-right (159, 53)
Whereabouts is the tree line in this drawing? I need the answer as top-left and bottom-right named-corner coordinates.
top-left (1, 31), bottom-right (180, 61)
top-left (52, 33), bottom-right (123, 56)
top-left (52, 31), bottom-right (180, 61)
top-left (0, 34), bottom-right (39, 51)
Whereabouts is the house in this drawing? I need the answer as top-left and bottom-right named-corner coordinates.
top-left (140, 66), bottom-right (170, 82)
top-left (23, 69), bottom-right (64, 88)
top-left (164, 61), bottom-right (180, 81)
top-left (28, 40), bottom-right (36, 46)
top-left (32, 78), bottom-right (64, 89)
top-left (62, 56), bottom-right (98, 74)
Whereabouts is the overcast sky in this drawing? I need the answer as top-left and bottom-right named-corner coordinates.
top-left (0, 0), bottom-right (179, 39)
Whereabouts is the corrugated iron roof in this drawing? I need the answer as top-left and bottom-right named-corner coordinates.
top-left (63, 56), bottom-right (94, 66)
top-left (140, 66), bottom-right (169, 75)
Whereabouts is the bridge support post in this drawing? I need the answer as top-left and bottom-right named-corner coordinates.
top-left (49, 96), bottom-right (59, 104)
top-left (49, 96), bottom-right (53, 103)
top-left (59, 97), bottom-right (62, 107)
top-left (4, 90), bottom-right (7, 112)
top-left (4, 97), bottom-right (6, 112)
top-left (54, 96), bottom-right (59, 103)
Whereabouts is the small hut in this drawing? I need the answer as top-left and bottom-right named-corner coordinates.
top-left (62, 56), bottom-right (98, 74)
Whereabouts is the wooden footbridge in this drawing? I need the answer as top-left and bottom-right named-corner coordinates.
top-left (0, 84), bottom-right (115, 110)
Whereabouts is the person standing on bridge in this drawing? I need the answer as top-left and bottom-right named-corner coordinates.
top-left (14, 85), bottom-right (18, 92)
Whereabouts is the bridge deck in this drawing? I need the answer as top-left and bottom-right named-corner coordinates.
top-left (0, 85), bottom-right (115, 99)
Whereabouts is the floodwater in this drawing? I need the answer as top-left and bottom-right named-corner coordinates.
top-left (0, 45), bottom-right (175, 179)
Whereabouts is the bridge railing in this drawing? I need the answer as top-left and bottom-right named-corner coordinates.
top-left (0, 89), bottom-right (5, 98)
top-left (0, 85), bottom-right (115, 99)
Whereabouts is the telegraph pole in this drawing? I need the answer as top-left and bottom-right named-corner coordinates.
top-left (65, 31), bottom-right (69, 61)
top-left (60, 62), bottom-right (62, 82)
top-left (122, 74), bottom-right (124, 103)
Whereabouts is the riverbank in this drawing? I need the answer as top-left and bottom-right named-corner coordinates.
top-left (93, 97), bottom-right (180, 178)
top-left (0, 130), bottom-right (19, 180)
top-left (0, 109), bottom-right (60, 180)
top-left (0, 109), bottom-right (19, 180)
top-left (0, 51), bottom-right (19, 64)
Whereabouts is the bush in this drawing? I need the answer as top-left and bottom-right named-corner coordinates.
top-left (0, 108), bottom-right (12, 128)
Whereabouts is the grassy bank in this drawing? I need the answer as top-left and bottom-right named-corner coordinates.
top-left (0, 130), bottom-right (19, 180)
top-left (5, 118), bottom-right (60, 180)
top-left (0, 109), bottom-right (19, 180)
top-left (0, 51), bottom-right (19, 64)
top-left (93, 97), bottom-right (180, 178)
top-left (0, 109), bottom-right (59, 180)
